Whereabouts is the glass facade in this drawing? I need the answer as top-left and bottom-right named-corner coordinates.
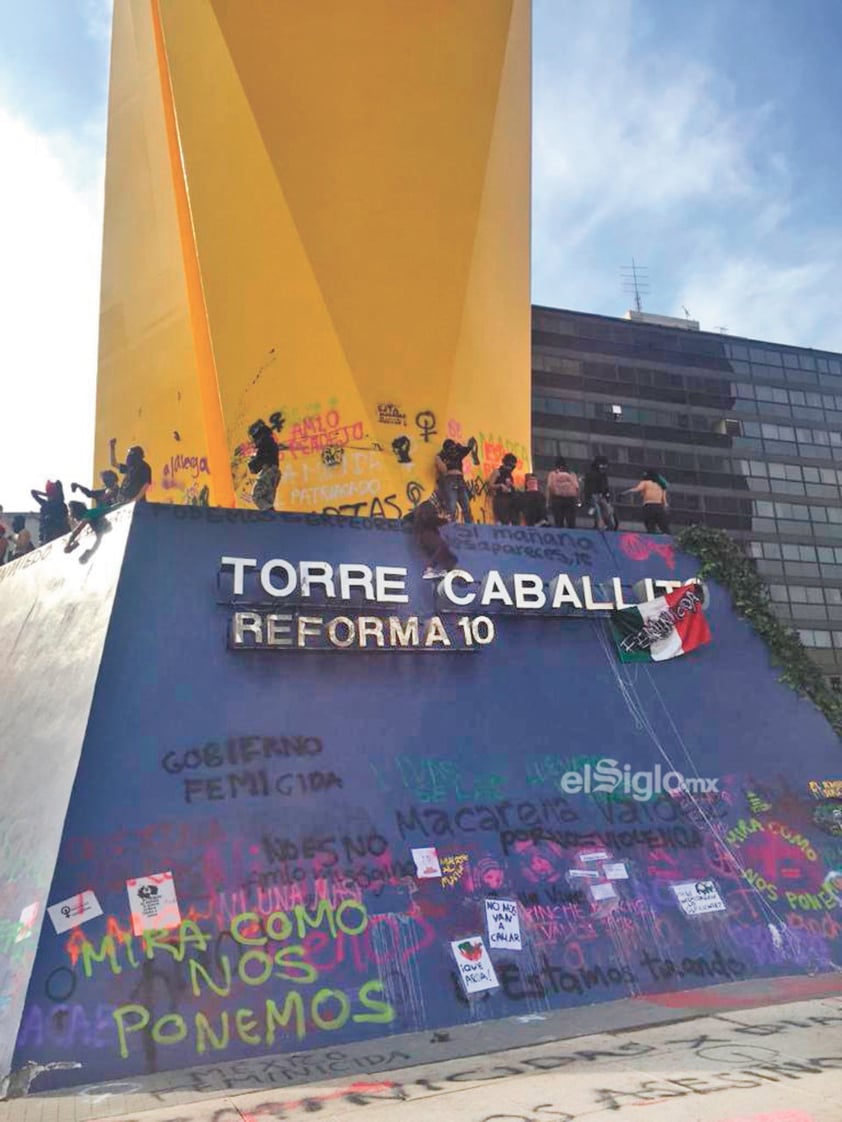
top-left (531, 306), bottom-right (842, 681)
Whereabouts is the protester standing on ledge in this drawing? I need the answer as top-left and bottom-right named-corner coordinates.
top-left (545, 457), bottom-right (580, 528)
top-left (488, 452), bottom-right (518, 525)
top-left (109, 440), bottom-right (152, 503)
top-left (435, 438), bottom-right (474, 524)
top-left (31, 480), bottom-right (70, 543)
top-left (583, 455), bottom-right (618, 531)
top-left (622, 469), bottom-right (670, 534)
top-left (521, 473), bottom-right (549, 526)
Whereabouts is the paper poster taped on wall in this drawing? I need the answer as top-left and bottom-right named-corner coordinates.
top-left (15, 902), bottom-right (39, 943)
top-left (47, 890), bottom-right (103, 934)
top-left (672, 879), bottom-right (726, 916)
top-left (603, 862), bottom-right (628, 880)
top-left (126, 871), bottom-right (181, 935)
top-left (590, 882), bottom-right (618, 902)
top-left (485, 899), bottom-right (522, 950)
top-left (451, 936), bottom-right (499, 993)
top-left (412, 847), bottom-right (442, 879)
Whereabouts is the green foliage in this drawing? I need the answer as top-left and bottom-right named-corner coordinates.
top-left (676, 524), bottom-right (842, 739)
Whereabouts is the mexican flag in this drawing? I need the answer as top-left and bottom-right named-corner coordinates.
top-left (611, 582), bottom-right (711, 663)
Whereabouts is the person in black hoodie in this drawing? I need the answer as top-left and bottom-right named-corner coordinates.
top-left (31, 480), bottom-right (70, 544)
top-left (247, 420), bottom-right (281, 511)
top-left (583, 455), bottom-right (618, 531)
top-left (434, 439), bottom-right (474, 523)
top-left (109, 441), bottom-right (152, 503)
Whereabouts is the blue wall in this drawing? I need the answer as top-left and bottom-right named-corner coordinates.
top-left (14, 504), bottom-right (842, 1087)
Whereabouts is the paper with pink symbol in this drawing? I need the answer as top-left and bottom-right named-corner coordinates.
top-left (411, 847), bottom-right (442, 879)
top-left (126, 871), bottom-right (181, 935)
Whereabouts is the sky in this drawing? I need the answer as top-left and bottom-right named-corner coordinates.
top-left (2, 0), bottom-right (842, 509)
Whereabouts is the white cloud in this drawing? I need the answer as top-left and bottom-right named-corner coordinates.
top-left (0, 104), bottom-right (104, 511)
top-left (531, 2), bottom-right (842, 351)
top-left (676, 241), bottom-right (842, 351)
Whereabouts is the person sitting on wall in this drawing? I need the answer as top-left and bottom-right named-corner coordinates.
top-left (10, 515), bottom-right (34, 559)
top-left (412, 489), bottom-right (458, 579)
top-left (488, 452), bottom-right (519, 525)
top-left (545, 457), bottom-right (580, 529)
top-left (520, 473), bottom-right (549, 526)
top-left (109, 440), bottom-right (152, 504)
top-left (71, 470), bottom-right (120, 509)
top-left (434, 438), bottom-right (474, 524)
top-left (31, 480), bottom-right (70, 544)
top-left (583, 455), bottom-right (618, 531)
top-left (621, 469), bottom-right (670, 534)
top-left (64, 471), bottom-right (120, 553)
top-left (247, 419), bottom-right (281, 511)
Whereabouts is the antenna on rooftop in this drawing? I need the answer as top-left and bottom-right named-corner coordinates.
top-left (682, 305), bottom-right (691, 319)
top-left (717, 326), bottom-right (729, 334)
top-left (621, 259), bottom-right (650, 313)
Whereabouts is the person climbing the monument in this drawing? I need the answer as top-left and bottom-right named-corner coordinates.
top-left (64, 471), bottom-right (121, 553)
top-left (520, 473), bottom-right (549, 526)
top-left (109, 440), bottom-right (152, 503)
top-left (434, 438), bottom-right (474, 524)
top-left (622, 469), bottom-right (670, 534)
top-left (488, 452), bottom-right (519, 525)
top-left (583, 454), bottom-right (618, 531)
top-left (247, 419), bottom-right (281, 511)
top-left (545, 457), bottom-right (580, 528)
top-left (412, 489), bottom-right (458, 579)
top-left (9, 515), bottom-right (34, 558)
top-left (30, 480), bottom-right (70, 544)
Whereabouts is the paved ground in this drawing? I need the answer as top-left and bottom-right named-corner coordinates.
top-left (4, 978), bottom-right (842, 1122)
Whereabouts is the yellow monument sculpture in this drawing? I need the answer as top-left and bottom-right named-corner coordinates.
top-left (94, 0), bottom-right (532, 518)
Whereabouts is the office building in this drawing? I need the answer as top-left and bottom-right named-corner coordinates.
top-left (531, 305), bottom-right (842, 680)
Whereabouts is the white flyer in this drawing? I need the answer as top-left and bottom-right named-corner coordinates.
top-left (672, 879), bottom-right (726, 916)
top-left (126, 871), bottom-right (181, 935)
top-left (485, 898), bottom-right (522, 950)
top-left (580, 850), bottom-right (611, 863)
top-left (590, 882), bottom-right (617, 901)
top-left (411, 847), bottom-right (442, 879)
top-left (451, 936), bottom-right (499, 993)
top-left (15, 902), bottom-right (39, 943)
top-left (602, 862), bottom-right (629, 880)
top-left (48, 890), bottom-right (103, 934)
